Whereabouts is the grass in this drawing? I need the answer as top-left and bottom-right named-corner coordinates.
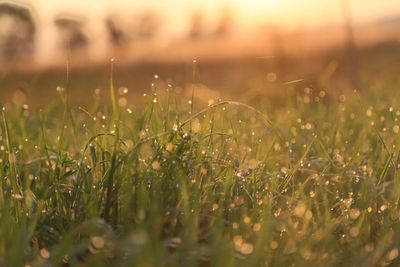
top-left (1, 63), bottom-right (400, 267)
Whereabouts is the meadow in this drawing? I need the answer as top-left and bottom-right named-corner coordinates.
top-left (1, 46), bottom-right (400, 266)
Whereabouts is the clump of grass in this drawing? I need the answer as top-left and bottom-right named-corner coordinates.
top-left (1, 72), bottom-right (400, 267)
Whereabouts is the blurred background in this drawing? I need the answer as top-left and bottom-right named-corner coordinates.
top-left (0, 0), bottom-right (400, 106)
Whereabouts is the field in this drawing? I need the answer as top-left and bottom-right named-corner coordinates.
top-left (1, 45), bottom-right (400, 267)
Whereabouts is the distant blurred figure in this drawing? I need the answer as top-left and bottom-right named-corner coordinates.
top-left (0, 1), bottom-right (35, 61)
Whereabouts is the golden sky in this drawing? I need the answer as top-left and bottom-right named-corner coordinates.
top-left (14, 0), bottom-right (400, 65)
top-left (30, 0), bottom-right (399, 29)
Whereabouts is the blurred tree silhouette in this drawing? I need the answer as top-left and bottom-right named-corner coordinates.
top-left (188, 8), bottom-right (233, 41)
top-left (136, 12), bottom-right (161, 40)
top-left (54, 15), bottom-right (88, 51)
top-left (340, 0), bottom-right (359, 89)
top-left (214, 8), bottom-right (233, 37)
top-left (0, 1), bottom-right (35, 60)
top-left (188, 12), bottom-right (205, 40)
top-left (105, 16), bottom-right (126, 46)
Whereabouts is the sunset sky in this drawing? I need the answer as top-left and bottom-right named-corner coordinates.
top-left (29, 0), bottom-right (400, 29)
top-left (11, 0), bottom-right (400, 65)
